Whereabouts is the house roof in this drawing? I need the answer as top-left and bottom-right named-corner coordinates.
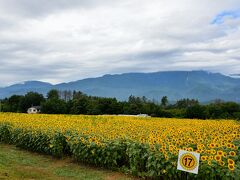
top-left (29, 106), bottom-right (41, 110)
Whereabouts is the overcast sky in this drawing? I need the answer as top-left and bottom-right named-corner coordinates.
top-left (0, 0), bottom-right (240, 86)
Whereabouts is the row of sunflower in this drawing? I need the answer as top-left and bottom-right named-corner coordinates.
top-left (0, 113), bottom-right (239, 179)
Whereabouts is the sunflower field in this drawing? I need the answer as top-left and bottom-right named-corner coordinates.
top-left (0, 113), bottom-right (239, 179)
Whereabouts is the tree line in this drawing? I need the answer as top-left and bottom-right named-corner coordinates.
top-left (1, 89), bottom-right (240, 120)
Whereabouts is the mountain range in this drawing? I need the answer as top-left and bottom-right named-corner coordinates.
top-left (1, 70), bottom-right (240, 102)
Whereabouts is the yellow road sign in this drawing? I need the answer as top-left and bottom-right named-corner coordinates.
top-left (177, 150), bottom-right (200, 174)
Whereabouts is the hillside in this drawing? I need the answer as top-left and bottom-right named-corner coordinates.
top-left (1, 70), bottom-right (240, 102)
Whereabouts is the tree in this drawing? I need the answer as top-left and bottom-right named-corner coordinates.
top-left (69, 96), bottom-right (88, 114)
top-left (40, 89), bottom-right (69, 114)
top-left (126, 95), bottom-right (143, 114)
top-left (41, 99), bottom-right (67, 114)
top-left (175, 98), bottom-right (199, 109)
top-left (3, 95), bottom-right (22, 112)
top-left (19, 92), bottom-right (45, 113)
top-left (161, 96), bottom-right (168, 107)
top-left (185, 104), bottom-right (207, 119)
top-left (86, 98), bottom-right (101, 115)
top-left (73, 91), bottom-right (84, 99)
top-left (207, 104), bottom-right (223, 119)
top-left (98, 98), bottom-right (122, 114)
top-left (60, 90), bottom-right (73, 102)
top-left (222, 102), bottom-right (240, 115)
top-left (206, 101), bottom-right (240, 119)
top-left (47, 89), bottom-right (59, 100)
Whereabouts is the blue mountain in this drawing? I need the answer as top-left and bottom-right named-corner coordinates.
top-left (0, 81), bottom-right (52, 98)
top-left (1, 71), bottom-right (240, 102)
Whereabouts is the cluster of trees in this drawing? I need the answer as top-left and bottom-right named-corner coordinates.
top-left (1, 90), bottom-right (240, 120)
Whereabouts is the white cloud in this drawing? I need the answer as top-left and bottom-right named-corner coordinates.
top-left (0, 0), bottom-right (240, 86)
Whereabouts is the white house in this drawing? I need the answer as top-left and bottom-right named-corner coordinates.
top-left (27, 106), bottom-right (41, 114)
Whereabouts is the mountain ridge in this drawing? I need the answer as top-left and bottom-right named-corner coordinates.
top-left (1, 70), bottom-right (240, 102)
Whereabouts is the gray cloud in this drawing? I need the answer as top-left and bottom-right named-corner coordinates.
top-left (0, 0), bottom-right (240, 86)
top-left (0, 0), bottom-right (117, 17)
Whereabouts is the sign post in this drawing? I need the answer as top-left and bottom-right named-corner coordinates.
top-left (177, 150), bottom-right (200, 174)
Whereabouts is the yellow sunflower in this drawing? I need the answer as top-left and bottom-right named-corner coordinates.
top-left (201, 156), bottom-right (207, 161)
top-left (228, 159), bottom-right (235, 165)
top-left (229, 151), bottom-right (236, 156)
top-left (214, 155), bottom-right (221, 161)
top-left (219, 161), bottom-right (225, 167)
top-left (228, 164), bottom-right (235, 171)
top-left (217, 150), bottom-right (223, 156)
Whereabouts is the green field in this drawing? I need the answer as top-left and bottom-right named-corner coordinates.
top-left (0, 144), bottom-right (133, 180)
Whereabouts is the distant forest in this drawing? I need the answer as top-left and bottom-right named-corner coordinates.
top-left (1, 89), bottom-right (240, 120)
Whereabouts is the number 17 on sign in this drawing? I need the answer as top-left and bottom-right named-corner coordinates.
top-left (177, 150), bottom-right (200, 174)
